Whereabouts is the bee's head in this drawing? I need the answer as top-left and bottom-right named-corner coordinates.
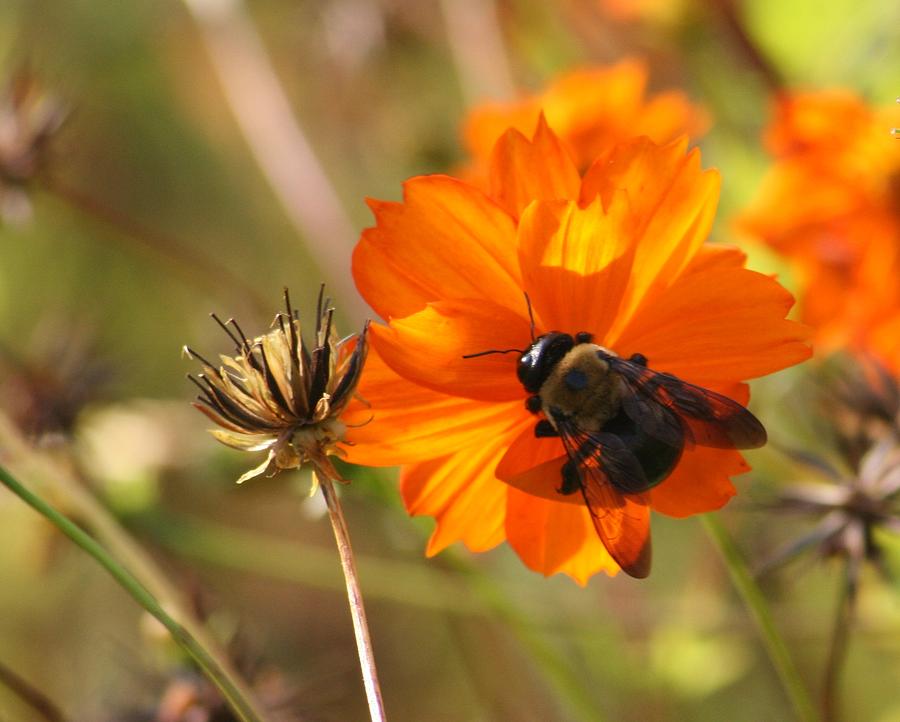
top-left (517, 332), bottom-right (575, 393)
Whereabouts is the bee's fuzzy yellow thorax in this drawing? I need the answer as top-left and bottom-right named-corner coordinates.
top-left (539, 344), bottom-right (623, 431)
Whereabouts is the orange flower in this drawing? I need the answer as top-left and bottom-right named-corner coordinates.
top-left (738, 90), bottom-right (900, 366)
top-left (345, 121), bottom-right (810, 583)
top-left (461, 59), bottom-right (707, 179)
top-left (599, 0), bottom-right (690, 24)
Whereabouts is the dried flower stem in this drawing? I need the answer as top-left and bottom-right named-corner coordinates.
top-left (439, 0), bottom-right (515, 106)
top-left (0, 659), bottom-right (67, 722)
top-left (0, 462), bottom-right (273, 722)
top-left (41, 176), bottom-right (270, 314)
top-left (180, 0), bottom-right (368, 323)
top-left (317, 471), bottom-right (386, 722)
top-left (702, 515), bottom-right (817, 722)
top-left (822, 563), bottom-right (855, 722)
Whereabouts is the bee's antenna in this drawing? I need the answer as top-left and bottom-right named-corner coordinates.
top-left (524, 292), bottom-right (536, 341)
top-left (462, 348), bottom-right (523, 359)
top-left (463, 292), bottom-right (535, 360)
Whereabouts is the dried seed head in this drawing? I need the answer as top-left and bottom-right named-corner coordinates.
top-left (0, 317), bottom-right (111, 442)
top-left (764, 355), bottom-right (900, 593)
top-left (822, 354), bottom-right (900, 470)
top-left (185, 288), bottom-right (369, 484)
top-left (0, 69), bottom-right (66, 223)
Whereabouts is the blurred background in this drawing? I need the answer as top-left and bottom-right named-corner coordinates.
top-left (1, 0), bottom-right (899, 720)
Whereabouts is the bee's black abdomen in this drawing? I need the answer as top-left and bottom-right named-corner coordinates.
top-left (601, 409), bottom-right (682, 492)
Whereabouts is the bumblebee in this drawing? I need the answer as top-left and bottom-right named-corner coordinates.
top-left (515, 330), bottom-right (767, 578)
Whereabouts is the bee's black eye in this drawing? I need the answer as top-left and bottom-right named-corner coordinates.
top-left (517, 332), bottom-right (575, 393)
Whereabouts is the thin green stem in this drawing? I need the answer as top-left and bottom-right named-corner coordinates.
top-left (443, 550), bottom-right (604, 722)
top-left (822, 562), bottom-right (855, 722)
top-left (702, 514), bottom-right (817, 722)
top-left (0, 415), bottom-right (269, 720)
top-left (0, 463), bottom-right (271, 722)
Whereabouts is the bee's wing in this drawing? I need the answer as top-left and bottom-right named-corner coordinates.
top-left (556, 420), bottom-right (652, 578)
top-left (605, 355), bottom-right (767, 450)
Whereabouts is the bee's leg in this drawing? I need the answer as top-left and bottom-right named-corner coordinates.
top-left (534, 419), bottom-right (558, 438)
top-left (628, 352), bottom-right (648, 367)
top-left (559, 460), bottom-right (580, 495)
top-left (525, 395), bottom-right (542, 414)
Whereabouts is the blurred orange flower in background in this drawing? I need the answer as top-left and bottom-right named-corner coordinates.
top-left (599, 0), bottom-right (691, 24)
top-left (739, 91), bottom-right (900, 368)
top-left (343, 120), bottom-right (810, 583)
top-left (461, 59), bottom-right (707, 180)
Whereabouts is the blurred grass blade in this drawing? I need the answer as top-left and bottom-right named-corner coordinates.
top-left (139, 511), bottom-right (487, 615)
top-left (702, 514), bottom-right (817, 722)
top-left (0, 463), bottom-right (273, 722)
top-left (444, 550), bottom-right (606, 722)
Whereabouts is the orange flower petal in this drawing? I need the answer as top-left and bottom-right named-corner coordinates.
top-left (738, 163), bottom-right (870, 255)
top-left (683, 243), bottom-right (747, 275)
top-left (368, 301), bottom-right (532, 402)
top-left (638, 91), bottom-right (710, 144)
top-left (488, 114), bottom-right (581, 218)
top-left (517, 197), bottom-right (637, 337)
top-left (401, 442), bottom-right (510, 556)
top-left (538, 61), bottom-right (650, 145)
top-left (765, 90), bottom-right (877, 158)
top-left (581, 137), bottom-right (721, 335)
top-left (343, 348), bottom-right (523, 466)
top-left (869, 314), bottom-right (900, 372)
top-left (465, 62), bottom-right (652, 163)
top-left (612, 265), bottom-right (811, 384)
top-left (495, 423), bottom-right (581, 504)
top-left (353, 175), bottom-right (521, 320)
top-left (462, 59), bottom-right (706, 178)
top-left (505, 487), bottom-right (621, 584)
top-left (649, 446), bottom-right (746, 517)
top-left (739, 90), bottom-right (900, 359)
top-left (462, 102), bottom-right (542, 170)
